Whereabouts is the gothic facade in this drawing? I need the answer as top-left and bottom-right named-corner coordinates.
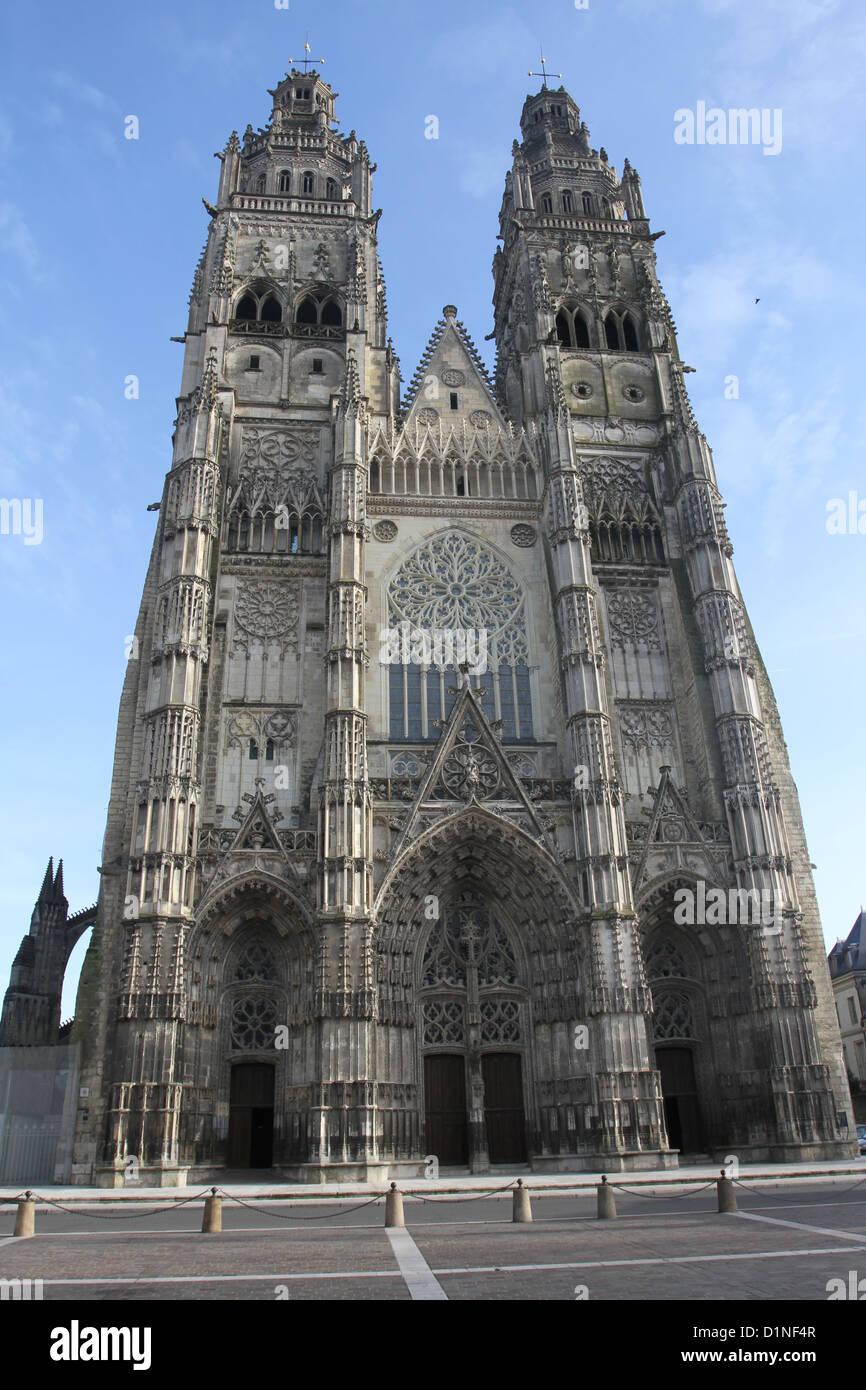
top-left (3, 69), bottom-right (854, 1183)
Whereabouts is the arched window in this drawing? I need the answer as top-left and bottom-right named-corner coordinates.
top-left (236, 294), bottom-right (257, 321)
top-left (278, 170), bottom-right (291, 192)
top-left (387, 532), bottom-right (533, 742)
top-left (255, 173), bottom-right (266, 193)
top-left (325, 178), bottom-right (338, 200)
top-left (573, 310), bottom-right (590, 349)
top-left (295, 297), bottom-right (318, 324)
top-left (539, 193), bottom-right (552, 215)
top-left (582, 191), bottom-right (594, 215)
top-left (260, 295), bottom-right (282, 323)
top-left (603, 308), bottom-right (641, 351)
top-left (562, 190), bottom-right (573, 213)
top-left (555, 310), bottom-right (571, 346)
top-left (294, 291), bottom-right (344, 333)
top-left (302, 171), bottom-right (315, 195)
top-left (601, 196), bottom-right (610, 217)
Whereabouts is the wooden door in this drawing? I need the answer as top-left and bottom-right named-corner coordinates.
top-left (482, 1053), bottom-right (526, 1162)
top-left (424, 1055), bottom-right (468, 1164)
top-left (227, 1063), bottom-right (275, 1168)
top-left (656, 1047), bottom-right (703, 1153)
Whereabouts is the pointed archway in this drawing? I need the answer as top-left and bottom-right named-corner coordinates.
top-left (374, 793), bottom-right (581, 1172)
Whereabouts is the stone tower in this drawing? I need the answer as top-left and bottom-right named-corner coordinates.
top-left (59, 70), bottom-right (851, 1185)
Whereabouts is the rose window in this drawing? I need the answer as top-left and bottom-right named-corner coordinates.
top-left (230, 996), bottom-right (278, 1051)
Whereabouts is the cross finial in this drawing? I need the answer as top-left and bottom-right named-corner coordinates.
top-left (528, 47), bottom-right (562, 89)
top-left (288, 38), bottom-right (325, 74)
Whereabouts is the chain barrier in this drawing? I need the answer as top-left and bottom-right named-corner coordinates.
top-left (16, 1190), bottom-right (215, 1220)
top-left (215, 1189), bottom-right (384, 1221)
top-left (733, 1172), bottom-right (866, 1203)
top-left (408, 1180), bottom-right (518, 1203)
top-left (609, 1180), bottom-right (718, 1199)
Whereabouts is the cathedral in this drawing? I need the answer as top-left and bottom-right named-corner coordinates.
top-left (1, 66), bottom-right (854, 1184)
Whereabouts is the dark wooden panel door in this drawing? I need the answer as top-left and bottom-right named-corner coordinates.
top-left (482, 1053), bottom-right (526, 1162)
top-left (656, 1047), bottom-right (703, 1153)
top-left (228, 1064), bottom-right (275, 1168)
top-left (424, 1055), bottom-right (468, 1165)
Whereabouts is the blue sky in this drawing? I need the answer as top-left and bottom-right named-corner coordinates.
top-left (0, 0), bottom-right (863, 1014)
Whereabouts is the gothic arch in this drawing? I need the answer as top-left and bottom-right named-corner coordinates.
top-left (231, 282), bottom-right (286, 325)
top-left (374, 806), bottom-right (582, 1167)
top-left (637, 874), bottom-right (757, 1154)
top-left (375, 803), bottom-right (579, 954)
top-left (186, 873), bottom-right (316, 1168)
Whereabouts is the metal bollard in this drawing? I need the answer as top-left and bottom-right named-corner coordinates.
top-left (385, 1182), bottom-right (405, 1228)
top-left (717, 1170), bottom-right (738, 1213)
top-left (13, 1191), bottom-right (35, 1238)
top-left (512, 1178), bottom-right (533, 1223)
top-left (201, 1187), bottom-right (222, 1233)
top-left (597, 1174), bottom-right (617, 1219)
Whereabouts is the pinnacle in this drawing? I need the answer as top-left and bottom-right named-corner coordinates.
top-left (38, 857), bottom-right (55, 902)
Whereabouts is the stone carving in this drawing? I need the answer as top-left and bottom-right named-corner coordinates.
top-left (480, 998), bottom-right (521, 1043)
top-left (644, 937), bottom-right (688, 981)
top-left (389, 531), bottom-right (528, 666)
top-left (389, 751), bottom-right (428, 777)
top-left (652, 992), bottom-right (696, 1041)
top-left (373, 519), bottom-right (398, 542)
top-left (230, 995), bottom-right (278, 1051)
top-left (440, 369), bottom-right (465, 387)
top-left (225, 707), bottom-right (298, 750)
top-left (234, 941), bottom-right (278, 982)
top-left (469, 409), bottom-right (493, 428)
top-left (422, 1000), bottom-right (465, 1045)
top-left (572, 415), bottom-right (661, 445)
top-left (416, 408), bottom-right (439, 427)
top-left (442, 737), bottom-right (500, 800)
top-left (571, 381), bottom-right (593, 399)
top-left (510, 523), bottom-right (537, 548)
top-left (422, 905), bottom-right (519, 988)
top-left (618, 702), bottom-right (675, 751)
top-left (234, 582), bottom-right (299, 639)
top-left (239, 425), bottom-right (318, 467)
top-left (606, 591), bottom-right (661, 649)
top-left (623, 384), bottom-right (645, 402)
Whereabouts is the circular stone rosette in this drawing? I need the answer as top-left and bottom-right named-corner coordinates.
top-left (235, 581), bottom-right (299, 638)
top-left (373, 520), bottom-right (398, 542)
top-left (510, 524), bottom-right (537, 548)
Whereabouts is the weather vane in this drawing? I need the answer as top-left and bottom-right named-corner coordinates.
top-left (528, 48), bottom-right (562, 89)
top-left (289, 39), bottom-right (325, 74)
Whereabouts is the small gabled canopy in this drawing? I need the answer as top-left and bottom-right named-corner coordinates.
top-left (402, 305), bottom-right (505, 429)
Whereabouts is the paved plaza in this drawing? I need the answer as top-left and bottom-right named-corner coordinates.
top-left (1, 1166), bottom-right (865, 1302)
